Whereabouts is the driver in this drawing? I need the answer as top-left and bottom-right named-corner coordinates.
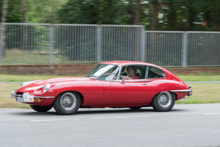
top-left (127, 66), bottom-right (138, 79)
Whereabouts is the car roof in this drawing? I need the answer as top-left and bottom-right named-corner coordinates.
top-left (99, 61), bottom-right (161, 68)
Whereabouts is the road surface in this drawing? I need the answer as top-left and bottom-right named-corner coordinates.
top-left (0, 104), bottom-right (220, 147)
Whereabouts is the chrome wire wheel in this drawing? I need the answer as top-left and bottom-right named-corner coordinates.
top-left (60, 92), bottom-right (77, 111)
top-left (158, 91), bottom-right (172, 108)
top-left (151, 91), bottom-right (175, 112)
top-left (54, 92), bottom-right (81, 115)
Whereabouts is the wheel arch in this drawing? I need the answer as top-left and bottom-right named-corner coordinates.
top-left (53, 91), bottom-right (85, 106)
top-left (150, 91), bottom-right (177, 105)
top-left (170, 92), bottom-right (177, 100)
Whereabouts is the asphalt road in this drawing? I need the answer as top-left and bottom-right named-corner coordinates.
top-left (0, 104), bottom-right (220, 147)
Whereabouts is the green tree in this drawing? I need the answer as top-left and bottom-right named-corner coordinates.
top-left (57, 0), bottom-right (139, 24)
top-left (0, 0), bottom-right (20, 22)
top-left (201, 0), bottom-right (220, 30)
top-left (25, 0), bottom-right (67, 23)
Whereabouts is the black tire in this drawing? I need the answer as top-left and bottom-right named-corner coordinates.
top-left (53, 92), bottom-right (81, 115)
top-left (30, 105), bottom-right (53, 112)
top-left (151, 92), bottom-right (175, 112)
top-left (129, 107), bottom-right (141, 109)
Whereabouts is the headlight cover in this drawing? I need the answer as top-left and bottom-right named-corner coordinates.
top-left (34, 83), bottom-right (54, 95)
top-left (43, 84), bottom-right (51, 93)
top-left (21, 80), bottom-right (41, 87)
top-left (21, 82), bottom-right (28, 87)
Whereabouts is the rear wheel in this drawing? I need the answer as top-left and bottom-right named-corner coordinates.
top-left (53, 92), bottom-right (81, 115)
top-left (30, 105), bottom-right (53, 112)
top-left (151, 91), bottom-right (175, 112)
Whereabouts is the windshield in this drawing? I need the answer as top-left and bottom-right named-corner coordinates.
top-left (86, 64), bottom-right (119, 81)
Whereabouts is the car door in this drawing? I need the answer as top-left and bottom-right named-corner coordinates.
top-left (110, 65), bottom-right (149, 105)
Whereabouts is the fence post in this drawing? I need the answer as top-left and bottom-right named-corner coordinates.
top-left (141, 26), bottom-right (146, 62)
top-left (49, 24), bottom-right (54, 64)
top-left (97, 25), bottom-right (102, 62)
top-left (182, 32), bottom-right (188, 68)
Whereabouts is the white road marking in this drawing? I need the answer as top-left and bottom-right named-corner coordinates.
top-left (54, 119), bottom-right (69, 121)
top-left (30, 119), bottom-right (69, 122)
top-left (203, 113), bottom-right (219, 115)
top-left (92, 115), bottom-right (151, 120)
top-left (30, 120), bottom-right (53, 122)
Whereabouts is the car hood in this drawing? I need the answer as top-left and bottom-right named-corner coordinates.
top-left (30, 77), bottom-right (91, 86)
top-left (17, 77), bottom-right (91, 93)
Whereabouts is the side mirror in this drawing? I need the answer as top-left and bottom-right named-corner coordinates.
top-left (120, 76), bottom-right (128, 83)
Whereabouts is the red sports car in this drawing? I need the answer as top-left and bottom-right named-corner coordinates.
top-left (11, 61), bottom-right (192, 115)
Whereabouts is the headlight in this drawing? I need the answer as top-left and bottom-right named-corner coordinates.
top-left (43, 84), bottom-right (51, 93)
top-left (21, 82), bottom-right (28, 87)
top-left (21, 80), bottom-right (41, 87)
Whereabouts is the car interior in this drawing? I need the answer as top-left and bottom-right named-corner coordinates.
top-left (118, 65), bottom-right (165, 80)
top-left (120, 65), bottom-right (147, 79)
top-left (148, 67), bottom-right (165, 78)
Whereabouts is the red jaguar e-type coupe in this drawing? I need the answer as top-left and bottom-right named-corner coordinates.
top-left (11, 61), bottom-right (192, 115)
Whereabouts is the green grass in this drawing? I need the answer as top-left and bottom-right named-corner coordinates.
top-left (0, 83), bottom-right (31, 108)
top-left (177, 74), bottom-right (220, 81)
top-left (0, 74), bottom-right (83, 82)
top-left (3, 49), bottom-right (65, 63)
top-left (2, 49), bottom-right (97, 65)
top-left (176, 83), bottom-right (220, 104)
top-left (1, 83), bottom-right (219, 108)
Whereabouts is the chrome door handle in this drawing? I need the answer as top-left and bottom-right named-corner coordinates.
top-left (141, 83), bottom-right (147, 85)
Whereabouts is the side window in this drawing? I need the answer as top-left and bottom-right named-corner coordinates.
top-left (120, 65), bottom-right (147, 80)
top-left (147, 67), bottom-right (165, 79)
top-left (105, 66), bottom-right (119, 81)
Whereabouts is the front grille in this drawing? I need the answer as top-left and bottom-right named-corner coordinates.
top-left (15, 92), bottom-right (23, 98)
top-left (16, 92), bottom-right (23, 95)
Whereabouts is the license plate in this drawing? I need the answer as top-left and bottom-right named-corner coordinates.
top-left (23, 94), bottom-right (34, 102)
top-left (16, 97), bottom-right (24, 102)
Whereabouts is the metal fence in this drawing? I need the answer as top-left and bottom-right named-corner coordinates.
top-left (0, 23), bottom-right (220, 67)
top-left (145, 31), bottom-right (183, 67)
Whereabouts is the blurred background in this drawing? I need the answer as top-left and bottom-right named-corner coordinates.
top-left (1, 0), bottom-right (220, 108)
top-left (0, 0), bottom-right (220, 66)
top-left (2, 0), bottom-right (220, 30)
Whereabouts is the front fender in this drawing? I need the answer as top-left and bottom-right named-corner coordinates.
top-left (50, 81), bottom-right (104, 100)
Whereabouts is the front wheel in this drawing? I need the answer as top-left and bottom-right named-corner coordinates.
top-left (30, 105), bottom-right (53, 112)
top-left (151, 91), bottom-right (175, 112)
top-left (53, 92), bottom-right (81, 115)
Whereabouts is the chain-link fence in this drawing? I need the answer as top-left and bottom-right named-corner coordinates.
top-left (0, 23), bottom-right (220, 67)
top-left (0, 23), bottom-right (145, 64)
top-left (187, 32), bottom-right (220, 66)
top-left (0, 23), bottom-right (50, 63)
top-left (145, 31), bottom-right (183, 67)
top-left (145, 31), bottom-right (220, 67)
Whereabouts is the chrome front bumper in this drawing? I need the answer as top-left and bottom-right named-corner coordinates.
top-left (11, 90), bottom-right (55, 103)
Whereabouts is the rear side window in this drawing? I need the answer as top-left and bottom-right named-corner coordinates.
top-left (147, 67), bottom-right (165, 79)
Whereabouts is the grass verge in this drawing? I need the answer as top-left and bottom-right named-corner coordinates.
top-left (0, 74), bottom-right (83, 82)
top-left (176, 83), bottom-right (220, 104)
top-left (3, 49), bottom-right (64, 63)
top-left (1, 83), bottom-right (219, 108)
top-left (177, 75), bottom-right (220, 81)
top-left (0, 83), bottom-right (30, 109)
